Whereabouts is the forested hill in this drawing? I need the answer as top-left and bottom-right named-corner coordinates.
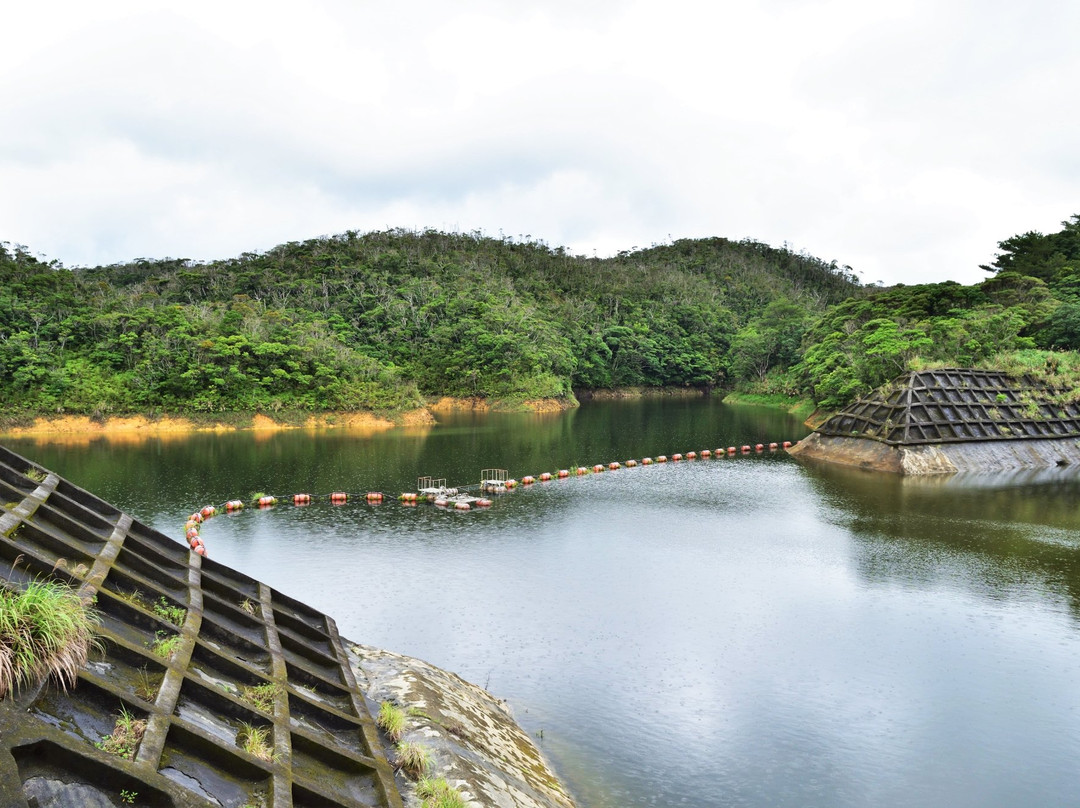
top-left (0, 230), bottom-right (858, 416)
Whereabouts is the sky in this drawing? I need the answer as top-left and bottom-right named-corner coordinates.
top-left (3, 0), bottom-right (1078, 287)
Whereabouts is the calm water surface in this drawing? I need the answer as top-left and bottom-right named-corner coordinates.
top-left (9, 398), bottom-right (1080, 807)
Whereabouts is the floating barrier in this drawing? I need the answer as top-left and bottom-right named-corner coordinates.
top-left (182, 434), bottom-right (802, 545)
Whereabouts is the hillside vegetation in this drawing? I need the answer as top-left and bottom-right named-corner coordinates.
top-left (5, 216), bottom-right (1076, 421)
top-left (0, 230), bottom-right (856, 417)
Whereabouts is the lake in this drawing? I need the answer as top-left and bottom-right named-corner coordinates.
top-left (8, 396), bottom-right (1080, 807)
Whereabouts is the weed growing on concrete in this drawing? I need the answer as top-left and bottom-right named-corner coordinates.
top-left (394, 741), bottom-right (431, 779)
top-left (236, 721), bottom-right (275, 761)
top-left (377, 701), bottom-right (406, 742)
top-left (152, 596), bottom-right (186, 626)
top-left (416, 777), bottom-right (468, 808)
top-left (25, 468), bottom-right (47, 484)
top-left (239, 598), bottom-right (256, 615)
top-left (119, 788), bottom-right (138, 804)
top-left (150, 630), bottom-right (181, 660)
top-left (96, 705), bottom-right (146, 760)
top-left (134, 665), bottom-right (162, 702)
top-left (240, 681), bottom-right (283, 714)
top-left (0, 577), bottom-right (100, 698)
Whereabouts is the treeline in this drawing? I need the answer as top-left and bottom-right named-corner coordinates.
top-left (0, 230), bottom-right (857, 416)
top-left (791, 215), bottom-right (1080, 408)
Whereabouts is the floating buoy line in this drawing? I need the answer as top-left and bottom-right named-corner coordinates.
top-left (180, 440), bottom-right (799, 555)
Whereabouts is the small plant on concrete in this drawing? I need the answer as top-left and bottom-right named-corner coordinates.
top-left (96, 704), bottom-right (146, 760)
top-left (150, 630), bottom-right (181, 660)
top-left (239, 598), bottom-right (256, 615)
top-left (134, 665), bottom-right (162, 702)
top-left (0, 577), bottom-right (100, 698)
top-left (377, 700), bottom-right (406, 742)
top-left (240, 681), bottom-right (282, 714)
top-left (394, 741), bottom-right (432, 779)
top-left (120, 788), bottom-right (138, 804)
top-left (151, 596), bottom-right (186, 626)
top-left (25, 468), bottom-right (47, 484)
top-left (236, 721), bottom-right (275, 761)
top-left (416, 777), bottom-right (469, 808)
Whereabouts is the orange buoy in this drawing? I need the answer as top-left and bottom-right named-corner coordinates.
top-left (686, 452), bottom-right (697, 460)
top-left (783, 440), bottom-right (793, 449)
top-left (672, 453), bottom-right (683, 461)
top-left (476, 498), bottom-right (493, 507)
top-left (608, 462), bottom-right (620, 470)
top-left (185, 520), bottom-right (199, 532)
top-left (593, 464), bottom-right (605, 473)
top-left (454, 501), bottom-right (471, 511)
top-left (577, 467), bottom-right (588, 475)
top-left (258, 495), bottom-right (277, 508)
top-left (193, 544), bottom-right (206, 557)
top-left (657, 455), bottom-right (668, 463)
top-left (727, 447), bottom-right (736, 455)
top-left (626, 459), bottom-right (638, 467)
top-left (200, 505), bottom-right (216, 519)
top-left (330, 492), bottom-right (348, 504)
top-left (399, 492), bottom-right (419, 502)
top-left (189, 536), bottom-right (204, 550)
top-left (701, 450), bottom-right (711, 458)
top-left (769, 442), bottom-right (778, 451)
top-left (185, 527), bottom-right (200, 541)
top-left (293, 493), bottom-right (311, 505)
top-left (642, 457), bottom-right (653, 465)
top-left (225, 499), bottom-right (245, 512)
top-left (506, 479), bottom-right (518, 489)
top-left (189, 512), bottom-right (203, 524)
top-left (522, 475), bottom-right (536, 485)
top-left (435, 498), bottom-right (449, 507)
top-left (755, 443), bottom-right (764, 452)
top-left (366, 492), bottom-right (384, 502)
top-left (558, 469), bottom-right (570, 478)
top-left (539, 472), bottom-right (553, 482)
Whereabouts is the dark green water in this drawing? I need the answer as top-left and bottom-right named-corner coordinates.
top-left (8, 397), bottom-right (1080, 807)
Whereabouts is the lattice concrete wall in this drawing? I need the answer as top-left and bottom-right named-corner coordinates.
top-left (815, 368), bottom-right (1080, 446)
top-left (0, 445), bottom-right (402, 808)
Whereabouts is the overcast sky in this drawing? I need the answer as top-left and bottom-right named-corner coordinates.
top-left (3, 1), bottom-right (1078, 286)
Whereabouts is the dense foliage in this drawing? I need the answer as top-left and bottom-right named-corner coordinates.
top-left (793, 215), bottom-right (1080, 408)
top-left (0, 231), bottom-right (856, 416)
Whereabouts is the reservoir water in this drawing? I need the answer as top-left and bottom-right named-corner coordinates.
top-left (8, 397), bottom-right (1080, 807)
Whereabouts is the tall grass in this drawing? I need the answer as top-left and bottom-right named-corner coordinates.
top-left (0, 578), bottom-right (100, 698)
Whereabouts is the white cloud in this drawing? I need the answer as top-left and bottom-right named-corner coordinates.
top-left (2, 0), bottom-right (1078, 285)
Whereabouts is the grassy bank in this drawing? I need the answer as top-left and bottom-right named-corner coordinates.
top-left (721, 391), bottom-right (817, 422)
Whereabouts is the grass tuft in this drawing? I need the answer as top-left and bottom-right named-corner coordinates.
top-left (149, 630), bottom-right (182, 660)
top-left (239, 681), bottom-right (283, 714)
top-left (416, 776), bottom-right (469, 808)
top-left (151, 596), bottom-right (186, 626)
top-left (377, 700), bottom-right (406, 742)
top-left (236, 720), bottom-right (275, 761)
top-left (0, 577), bottom-right (101, 698)
top-left (394, 741), bottom-right (432, 779)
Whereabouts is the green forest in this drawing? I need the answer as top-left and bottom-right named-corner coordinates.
top-left (2, 215), bottom-right (1079, 421)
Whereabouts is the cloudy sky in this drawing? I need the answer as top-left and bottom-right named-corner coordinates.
top-left (3, 1), bottom-right (1078, 286)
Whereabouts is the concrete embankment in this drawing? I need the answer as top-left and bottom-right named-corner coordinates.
top-left (349, 644), bottom-right (576, 808)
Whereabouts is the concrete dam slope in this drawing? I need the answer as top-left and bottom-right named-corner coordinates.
top-left (790, 368), bottom-right (1080, 474)
top-left (0, 444), bottom-right (575, 808)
